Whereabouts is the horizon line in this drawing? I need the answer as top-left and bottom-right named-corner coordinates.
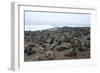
top-left (24, 26), bottom-right (90, 31)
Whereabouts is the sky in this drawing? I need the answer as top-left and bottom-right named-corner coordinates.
top-left (25, 11), bottom-right (90, 31)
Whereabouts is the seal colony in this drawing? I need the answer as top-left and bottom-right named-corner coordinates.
top-left (24, 27), bottom-right (90, 62)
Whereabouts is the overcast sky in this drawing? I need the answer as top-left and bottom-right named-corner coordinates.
top-left (25, 11), bottom-right (90, 31)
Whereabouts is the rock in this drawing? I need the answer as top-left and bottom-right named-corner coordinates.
top-left (71, 39), bottom-right (82, 49)
top-left (64, 32), bottom-right (70, 38)
top-left (50, 42), bottom-right (58, 50)
top-left (45, 51), bottom-right (55, 60)
top-left (74, 32), bottom-right (81, 37)
top-left (45, 43), bottom-right (50, 50)
top-left (61, 42), bottom-right (71, 48)
top-left (38, 46), bottom-right (45, 54)
top-left (55, 42), bottom-right (71, 51)
top-left (59, 36), bottom-right (65, 42)
top-left (41, 45), bottom-right (46, 50)
top-left (26, 44), bottom-right (45, 56)
top-left (32, 46), bottom-right (45, 54)
top-left (46, 38), bottom-right (52, 43)
top-left (25, 44), bottom-right (36, 56)
top-left (64, 37), bottom-right (71, 42)
top-left (87, 38), bottom-right (90, 40)
top-left (32, 56), bottom-right (41, 61)
top-left (82, 41), bottom-right (90, 51)
top-left (26, 47), bottom-right (36, 56)
top-left (55, 46), bottom-right (66, 51)
top-left (64, 48), bottom-right (74, 56)
top-left (24, 48), bottom-right (27, 53)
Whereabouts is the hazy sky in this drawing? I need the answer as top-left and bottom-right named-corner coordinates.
top-left (25, 11), bottom-right (90, 31)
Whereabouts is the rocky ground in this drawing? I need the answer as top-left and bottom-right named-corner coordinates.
top-left (24, 27), bottom-right (90, 62)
